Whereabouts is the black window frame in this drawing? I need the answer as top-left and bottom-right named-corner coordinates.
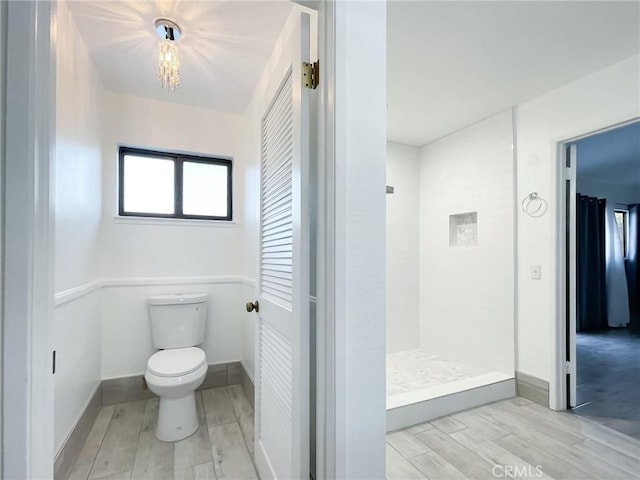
top-left (118, 146), bottom-right (233, 221)
top-left (614, 208), bottom-right (629, 259)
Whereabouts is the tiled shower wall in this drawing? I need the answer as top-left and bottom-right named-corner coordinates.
top-left (386, 142), bottom-right (420, 354)
top-left (418, 109), bottom-right (516, 376)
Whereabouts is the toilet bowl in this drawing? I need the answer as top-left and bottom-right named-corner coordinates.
top-left (144, 346), bottom-right (207, 442)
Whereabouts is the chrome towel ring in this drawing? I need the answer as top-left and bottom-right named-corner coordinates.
top-left (521, 192), bottom-right (547, 218)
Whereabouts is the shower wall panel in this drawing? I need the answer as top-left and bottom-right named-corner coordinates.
top-left (386, 142), bottom-right (420, 353)
top-left (418, 110), bottom-right (515, 375)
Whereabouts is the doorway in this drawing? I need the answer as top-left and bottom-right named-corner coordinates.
top-left (4, 1), bottom-right (326, 478)
top-left (563, 120), bottom-right (640, 439)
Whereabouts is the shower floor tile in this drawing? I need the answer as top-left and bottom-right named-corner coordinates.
top-left (386, 349), bottom-right (486, 397)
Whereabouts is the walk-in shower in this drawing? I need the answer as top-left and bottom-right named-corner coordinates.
top-left (386, 110), bottom-right (517, 430)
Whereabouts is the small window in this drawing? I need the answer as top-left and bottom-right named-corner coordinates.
top-left (119, 147), bottom-right (232, 221)
top-left (614, 209), bottom-right (629, 259)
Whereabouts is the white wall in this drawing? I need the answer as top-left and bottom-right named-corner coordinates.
top-left (101, 282), bottom-right (244, 378)
top-left (54, 0), bottom-right (104, 454)
top-left (99, 91), bottom-right (243, 278)
top-left (237, 65), bottom-right (262, 381)
top-left (515, 54), bottom-right (640, 401)
top-left (333, 1), bottom-right (387, 478)
top-left (418, 110), bottom-right (515, 375)
top-left (98, 92), bottom-right (245, 378)
top-left (386, 142), bottom-right (420, 354)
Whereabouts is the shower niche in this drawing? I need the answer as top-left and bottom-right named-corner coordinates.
top-left (449, 211), bottom-right (478, 247)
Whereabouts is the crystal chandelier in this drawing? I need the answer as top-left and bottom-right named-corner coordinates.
top-left (155, 19), bottom-right (181, 92)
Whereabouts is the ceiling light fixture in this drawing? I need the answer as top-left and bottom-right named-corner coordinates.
top-left (155, 19), bottom-right (181, 92)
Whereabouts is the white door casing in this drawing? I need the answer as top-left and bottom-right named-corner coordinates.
top-left (254, 11), bottom-right (311, 480)
top-left (565, 143), bottom-right (577, 408)
top-left (3, 1), bottom-right (56, 478)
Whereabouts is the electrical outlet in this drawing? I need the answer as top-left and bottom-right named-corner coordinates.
top-left (531, 265), bottom-right (542, 280)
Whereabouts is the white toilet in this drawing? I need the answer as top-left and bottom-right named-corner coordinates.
top-left (144, 293), bottom-right (208, 442)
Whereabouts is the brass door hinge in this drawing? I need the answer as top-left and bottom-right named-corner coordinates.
top-left (303, 60), bottom-right (319, 89)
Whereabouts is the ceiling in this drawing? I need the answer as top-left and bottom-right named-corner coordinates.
top-left (388, 1), bottom-right (640, 146)
top-left (576, 121), bottom-right (640, 188)
top-left (67, 0), bottom-right (294, 114)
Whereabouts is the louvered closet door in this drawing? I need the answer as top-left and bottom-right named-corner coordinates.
top-left (255, 12), bottom-right (310, 480)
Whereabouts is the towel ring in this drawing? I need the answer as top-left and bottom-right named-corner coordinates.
top-left (521, 192), bottom-right (547, 218)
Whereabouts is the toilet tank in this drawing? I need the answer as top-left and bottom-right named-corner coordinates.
top-left (148, 293), bottom-right (208, 349)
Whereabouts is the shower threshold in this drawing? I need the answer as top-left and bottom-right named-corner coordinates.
top-left (387, 372), bottom-right (515, 431)
top-left (385, 351), bottom-right (515, 431)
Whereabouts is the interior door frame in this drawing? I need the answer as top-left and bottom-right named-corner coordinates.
top-left (295, 2), bottom-right (387, 478)
top-left (2, 0), bottom-right (351, 477)
top-left (287, 2), bottom-right (337, 478)
top-left (313, 1), bottom-right (336, 478)
top-left (288, 2), bottom-right (340, 477)
top-left (0, 3), bottom-right (6, 475)
top-left (553, 117), bottom-right (640, 411)
top-left (1, 1), bottom-right (56, 478)
top-left (556, 143), bottom-right (577, 409)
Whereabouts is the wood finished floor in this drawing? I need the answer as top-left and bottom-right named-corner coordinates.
top-left (68, 386), bottom-right (640, 480)
top-left (66, 385), bottom-right (257, 480)
top-left (387, 397), bottom-right (640, 480)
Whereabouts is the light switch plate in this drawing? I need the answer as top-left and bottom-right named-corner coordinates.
top-left (531, 265), bottom-right (542, 280)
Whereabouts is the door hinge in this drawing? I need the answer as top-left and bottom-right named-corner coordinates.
top-left (303, 60), bottom-right (319, 89)
top-left (565, 361), bottom-right (575, 375)
top-left (564, 167), bottom-right (574, 180)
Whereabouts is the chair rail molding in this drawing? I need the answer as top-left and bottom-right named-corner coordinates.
top-left (55, 275), bottom-right (257, 307)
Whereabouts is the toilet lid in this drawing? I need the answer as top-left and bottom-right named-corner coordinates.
top-left (147, 347), bottom-right (206, 377)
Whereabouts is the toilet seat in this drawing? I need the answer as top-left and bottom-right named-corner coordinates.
top-left (147, 347), bottom-right (206, 377)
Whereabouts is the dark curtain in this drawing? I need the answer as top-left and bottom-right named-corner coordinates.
top-left (576, 194), bottom-right (608, 332)
top-left (626, 204), bottom-right (640, 333)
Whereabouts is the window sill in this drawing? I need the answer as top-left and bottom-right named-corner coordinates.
top-left (113, 216), bottom-right (236, 228)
